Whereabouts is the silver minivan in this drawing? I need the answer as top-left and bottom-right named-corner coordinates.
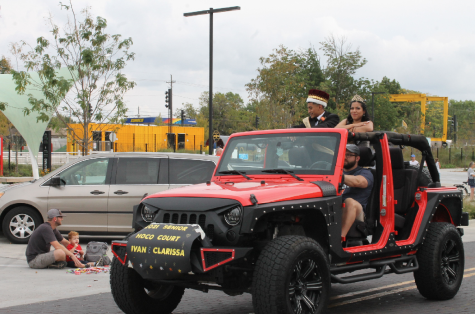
top-left (0, 152), bottom-right (219, 243)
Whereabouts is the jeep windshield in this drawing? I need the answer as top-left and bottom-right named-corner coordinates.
top-left (216, 132), bottom-right (340, 176)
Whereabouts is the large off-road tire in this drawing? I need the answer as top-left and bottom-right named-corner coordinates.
top-left (110, 257), bottom-right (185, 314)
top-left (2, 206), bottom-right (42, 244)
top-left (252, 235), bottom-right (331, 314)
top-left (406, 164), bottom-right (433, 187)
top-left (414, 222), bottom-right (464, 300)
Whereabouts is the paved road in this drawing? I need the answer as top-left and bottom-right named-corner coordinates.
top-left (0, 167), bottom-right (471, 314)
top-left (439, 168), bottom-right (469, 187)
top-left (1, 235), bottom-right (474, 314)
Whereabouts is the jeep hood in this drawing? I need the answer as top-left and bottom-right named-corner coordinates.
top-left (146, 181), bottom-right (334, 206)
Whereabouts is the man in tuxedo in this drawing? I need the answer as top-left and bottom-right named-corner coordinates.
top-left (293, 89), bottom-right (340, 128)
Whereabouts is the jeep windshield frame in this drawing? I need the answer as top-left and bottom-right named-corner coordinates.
top-left (215, 132), bottom-right (341, 176)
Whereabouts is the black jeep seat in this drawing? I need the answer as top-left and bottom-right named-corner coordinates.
top-left (345, 146), bottom-right (376, 240)
top-left (389, 148), bottom-right (418, 229)
top-left (288, 147), bottom-right (312, 168)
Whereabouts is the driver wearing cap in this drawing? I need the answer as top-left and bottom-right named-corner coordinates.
top-left (341, 144), bottom-right (374, 239)
top-left (25, 209), bottom-right (85, 269)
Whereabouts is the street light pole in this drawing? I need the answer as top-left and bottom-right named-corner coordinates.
top-left (184, 6), bottom-right (240, 155)
top-left (371, 91), bottom-right (386, 126)
top-left (209, 10), bottom-right (213, 155)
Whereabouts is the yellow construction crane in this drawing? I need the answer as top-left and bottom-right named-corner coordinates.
top-left (389, 94), bottom-right (448, 142)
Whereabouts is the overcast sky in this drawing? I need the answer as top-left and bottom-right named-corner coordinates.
top-left (1, 0), bottom-right (475, 119)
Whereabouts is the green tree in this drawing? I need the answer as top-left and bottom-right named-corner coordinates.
top-left (154, 113), bottom-right (167, 126)
top-left (10, 1), bottom-right (136, 155)
top-left (48, 112), bottom-right (76, 131)
top-left (0, 56), bottom-right (13, 137)
top-left (449, 100), bottom-right (475, 145)
top-left (198, 92), bottom-right (251, 135)
top-left (361, 77), bottom-right (401, 131)
top-left (174, 102), bottom-right (198, 120)
top-left (393, 89), bottom-right (424, 135)
top-left (246, 45), bottom-right (324, 129)
top-left (0, 56), bottom-right (12, 74)
top-left (424, 99), bottom-right (444, 139)
top-left (318, 35), bottom-right (368, 111)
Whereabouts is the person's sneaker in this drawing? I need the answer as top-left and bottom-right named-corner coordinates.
top-left (47, 261), bottom-right (67, 269)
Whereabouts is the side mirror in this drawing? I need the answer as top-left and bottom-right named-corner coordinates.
top-left (50, 176), bottom-right (62, 186)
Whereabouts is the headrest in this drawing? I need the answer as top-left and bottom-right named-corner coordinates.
top-left (289, 147), bottom-right (311, 168)
top-left (389, 147), bottom-right (405, 170)
top-left (358, 146), bottom-right (374, 167)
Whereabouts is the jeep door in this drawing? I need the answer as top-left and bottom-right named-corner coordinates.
top-left (47, 157), bottom-right (112, 233)
top-left (107, 157), bottom-right (168, 233)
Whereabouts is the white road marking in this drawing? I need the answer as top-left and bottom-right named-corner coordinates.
top-left (330, 280), bottom-right (415, 300)
top-left (329, 285), bottom-right (417, 308)
top-left (329, 268), bottom-right (475, 308)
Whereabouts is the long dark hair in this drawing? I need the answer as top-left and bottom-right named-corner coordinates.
top-left (346, 101), bottom-right (371, 124)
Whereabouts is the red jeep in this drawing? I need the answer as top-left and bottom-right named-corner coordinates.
top-left (110, 129), bottom-right (469, 314)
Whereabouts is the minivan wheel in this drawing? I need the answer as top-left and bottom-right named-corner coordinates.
top-left (2, 206), bottom-right (42, 244)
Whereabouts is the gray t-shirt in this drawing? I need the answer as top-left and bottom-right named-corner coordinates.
top-left (25, 222), bottom-right (63, 263)
top-left (468, 168), bottom-right (475, 181)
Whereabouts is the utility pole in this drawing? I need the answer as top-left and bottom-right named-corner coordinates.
top-left (453, 114), bottom-right (457, 144)
top-left (166, 75), bottom-right (176, 151)
top-left (184, 6), bottom-right (240, 155)
top-left (181, 110), bottom-right (185, 126)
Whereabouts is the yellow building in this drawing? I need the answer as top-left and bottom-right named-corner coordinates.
top-left (67, 123), bottom-right (205, 153)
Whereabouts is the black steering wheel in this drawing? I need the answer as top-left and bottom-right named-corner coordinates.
top-left (309, 161), bottom-right (332, 170)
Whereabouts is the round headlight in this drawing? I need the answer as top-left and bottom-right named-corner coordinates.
top-left (141, 205), bottom-right (158, 223)
top-left (224, 206), bottom-right (242, 226)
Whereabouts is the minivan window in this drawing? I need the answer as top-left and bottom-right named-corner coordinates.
top-left (169, 159), bottom-right (215, 185)
top-left (59, 158), bottom-right (109, 186)
top-left (115, 158), bottom-right (161, 185)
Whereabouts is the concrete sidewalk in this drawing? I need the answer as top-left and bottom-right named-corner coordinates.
top-left (0, 236), bottom-right (114, 308)
top-left (1, 219), bottom-right (474, 309)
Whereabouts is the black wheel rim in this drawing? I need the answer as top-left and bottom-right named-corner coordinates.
top-left (441, 239), bottom-right (460, 285)
top-left (289, 258), bottom-right (323, 314)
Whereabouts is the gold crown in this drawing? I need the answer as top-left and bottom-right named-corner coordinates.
top-left (308, 95), bottom-right (328, 103)
top-left (351, 95), bottom-right (365, 103)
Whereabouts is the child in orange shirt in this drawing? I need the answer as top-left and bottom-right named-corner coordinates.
top-left (66, 231), bottom-right (94, 268)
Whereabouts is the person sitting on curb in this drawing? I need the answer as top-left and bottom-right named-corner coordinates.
top-left (25, 209), bottom-right (85, 269)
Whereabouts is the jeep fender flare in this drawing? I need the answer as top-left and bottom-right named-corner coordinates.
top-left (414, 191), bottom-right (463, 246)
top-left (239, 196), bottom-right (352, 261)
